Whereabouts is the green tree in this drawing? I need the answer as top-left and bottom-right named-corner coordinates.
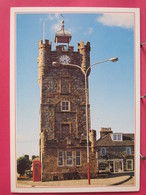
top-left (17, 156), bottom-right (32, 176)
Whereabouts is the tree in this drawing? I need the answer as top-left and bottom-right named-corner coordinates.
top-left (17, 156), bottom-right (32, 176)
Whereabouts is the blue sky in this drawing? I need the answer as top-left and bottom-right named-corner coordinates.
top-left (16, 12), bottom-right (135, 158)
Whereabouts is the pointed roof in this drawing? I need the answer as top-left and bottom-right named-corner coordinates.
top-left (55, 17), bottom-right (72, 44)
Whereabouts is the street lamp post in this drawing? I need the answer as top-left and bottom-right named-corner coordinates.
top-left (52, 57), bottom-right (118, 185)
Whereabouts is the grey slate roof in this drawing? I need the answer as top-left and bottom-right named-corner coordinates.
top-left (96, 133), bottom-right (134, 147)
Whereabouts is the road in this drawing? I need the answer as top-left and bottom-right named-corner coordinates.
top-left (17, 175), bottom-right (134, 188)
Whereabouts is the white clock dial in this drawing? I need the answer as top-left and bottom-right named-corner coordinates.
top-left (59, 55), bottom-right (71, 65)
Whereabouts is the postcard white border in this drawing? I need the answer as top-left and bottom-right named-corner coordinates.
top-left (10, 7), bottom-right (140, 193)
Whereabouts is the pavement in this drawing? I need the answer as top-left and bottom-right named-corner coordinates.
top-left (17, 175), bottom-right (134, 188)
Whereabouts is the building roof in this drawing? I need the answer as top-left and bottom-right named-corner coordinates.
top-left (96, 133), bottom-right (134, 147)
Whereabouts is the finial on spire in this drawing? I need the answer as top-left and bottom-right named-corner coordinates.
top-left (61, 14), bottom-right (64, 21)
top-left (61, 14), bottom-right (64, 32)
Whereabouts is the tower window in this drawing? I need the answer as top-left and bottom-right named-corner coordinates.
top-left (62, 45), bottom-right (68, 51)
top-left (76, 151), bottom-right (81, 166)
top-left (66, 151), bottom-right (72, 166)
top-left (61, 101), bottom-right (70, 111)
top-left (58, 151), bottom-right (64, 166)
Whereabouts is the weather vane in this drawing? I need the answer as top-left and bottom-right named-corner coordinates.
top-left (60, 14), bottom-right (64, 21)
top-left (60, 14), bottom-right (64, 31)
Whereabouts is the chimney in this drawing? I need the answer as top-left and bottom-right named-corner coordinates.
top-left (100, 127), bottom-right (113, 138)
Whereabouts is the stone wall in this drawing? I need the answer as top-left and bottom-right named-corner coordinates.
top-left (98, 146), bottom-right (134, 160)
top-left (41, 143), bottom-right (97, 181)
top-left (97, 146), bottom-right (134, 173)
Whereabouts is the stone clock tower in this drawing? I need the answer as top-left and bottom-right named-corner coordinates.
top-left (37, 18), bottom-right (97, 181)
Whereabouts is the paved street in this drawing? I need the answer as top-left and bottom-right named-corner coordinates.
top-left (17, 175), bottom-right (134, 188)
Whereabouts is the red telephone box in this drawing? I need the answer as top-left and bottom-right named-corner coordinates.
top-left (33, 160), bottom-right (41, 181)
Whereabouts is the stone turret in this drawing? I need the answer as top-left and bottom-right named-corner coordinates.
top-left (40, 130), bottom-right (49, 156)
top-left (89, 129), bottom-right (96, 152)
top-left (37, 40), bottom-right (52, 85)
top-left (78, 41), bottom-right (91, 73)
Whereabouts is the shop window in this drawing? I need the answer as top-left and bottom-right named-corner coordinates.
top-left (126, 159), bottom-right (133, 170)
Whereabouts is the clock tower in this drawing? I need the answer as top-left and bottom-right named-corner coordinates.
top-left (37, 18), bottom-right (97, 181)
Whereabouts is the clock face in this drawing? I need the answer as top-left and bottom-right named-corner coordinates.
top-left (59, 55), bottom-right (71, 65)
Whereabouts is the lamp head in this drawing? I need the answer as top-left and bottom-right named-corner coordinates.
top-left (52, 62), bottom-right (60, 67)
top-left (109, 57), bottom-right (118, 62)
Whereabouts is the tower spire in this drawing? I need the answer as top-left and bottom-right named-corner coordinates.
top-left (54, 15), bottom-right (72, 46)
top-left (61, 14), bottom-right (64, 32)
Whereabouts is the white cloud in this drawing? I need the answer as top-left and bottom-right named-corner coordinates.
top-left (51, 20), bottom-right (73, 34)
top-left (88, 27), bottom-right (93, 34)
top-left (39, 14), bottom-right (60, 26)
top-left (47, 13), bottom-right (60, 21)
top-left (47, 14), bottom-right (62, 33)
top-left (96, 13), bottom-right (134, 29)
top-left (51, 21), bottom-right (61, 32)
top-left (84, 27), bottom-right (94, 35)
top-left (39, 14), bottom-right (72, 34)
